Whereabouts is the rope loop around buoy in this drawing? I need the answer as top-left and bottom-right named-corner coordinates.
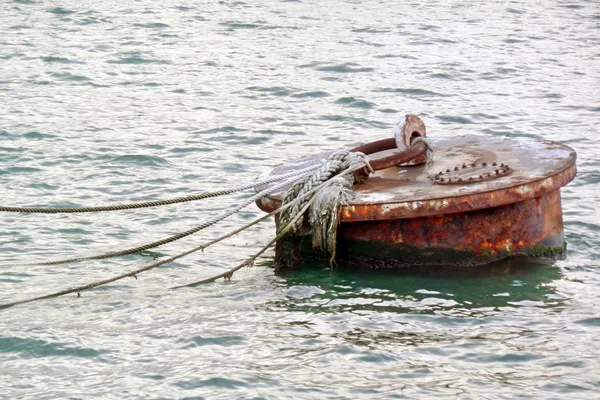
top-left (278, 150), bottom-right (372, 262)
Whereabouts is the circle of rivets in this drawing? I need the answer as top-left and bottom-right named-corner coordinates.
top-left (433, 162), bottom-right (513, 185)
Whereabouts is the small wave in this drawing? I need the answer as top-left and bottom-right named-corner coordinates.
top-left (48, 7), bottom-right (74, 15)
top-left (541, 92), bottom-right (564, 99)
top-left (562, 4), bottom-right (583, 9)
top-left (107, 57), bottom-right (170, 64)
top-left (0, 337), bottom-right (105, 358)
top-left (170, 146), bottom-right (215, 153)
top-left (41, 56), bottom-right (77, 64)
top-left (0, 167), bottom-right (41, 175)
top-left (334, 97), bottom-right (376, 109)
top-left (419, 24), bottom-right (441, 31)
top-left (110, 154), bottom-right (170, 167)
top-left (290, 90), bottom-right (330, 98)
top-left (174, 6), bottom-right (194, 11)
top-left (134, 22), bottom-right (170, 29)
top-left (185, 335), bottom-right (246, 348)
top-left (438, 115), bottom-right (474, 124)
top-left (196, 126), bottom-right (244, 135)
top-left (315, 63), bottom-right (374, 73)
top-left (174, 377), bottom-right (248, 390)
top-left (351, 27), bottom-right (390, 34)
top-left (49, 72), bottom-right (90, 82)
top-left (254, 129), bottom-right (305, 136)
top-left (375, 87), bottom-right (445, 97)
top-left (504, 38), bottom-right (528, 44)
top-left (355, 38), bottom-right (384, 47)
top-left (245, 86), bottom-right (291, 96)
top-left (0, 147), bottom-right (24, 153)
top-left (27, 182), bottom-right (59, 190)
top-left (77, 16), bottom-right (107, 26)
top-left (220, 22), bottom-right (261, 30)
top-left (429, 72), bottom-right (454, 79)
top-left (8, 25), bottom-right (31, 30)
top-left (374, 54), bottom-right (418, 59)
top-left (0, 272), bottom-right (33, 278)
top-left (298, 61), bottom-right (374, 73)
top-left (575, 317), bottom-right (600, 326)
top-left (211, 136), bottom-right (270, 145)
top-left (320, 114), bottom-right (389, 128)
top-left (468, 112), bottom-right (500, 120)
top-left (496, 67), bottom-right (519, 74)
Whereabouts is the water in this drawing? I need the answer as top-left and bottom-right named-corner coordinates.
top-left (1, 0), bottom-right (599, 398)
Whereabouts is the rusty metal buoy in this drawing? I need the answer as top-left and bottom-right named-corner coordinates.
top-left (256, 135), bottom-right (577, 269)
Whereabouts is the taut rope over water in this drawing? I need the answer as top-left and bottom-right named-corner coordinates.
top-left (0, 162), bottom-right (369, 309)
top-left (3, 171), bottom-right (313, 267)
top-left (0, 164), bottom-right (320, 213)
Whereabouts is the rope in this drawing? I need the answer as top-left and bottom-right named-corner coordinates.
top-left (3, 172), bottom-right (312, 267)
top-left (0, 165), bottom-right (364, 309)
top-left (170, 195), bottom-right (312, 288)
top-left (411, 136), bottom-right (435, 172)
top-left (0, 164), bottom-right (320, 213)
top-left (279, 150), bottom-right (371, 234)
top-left (277, 150), bottom-right (371, 263)
top-left (172, 163), bottom-right (369, 288)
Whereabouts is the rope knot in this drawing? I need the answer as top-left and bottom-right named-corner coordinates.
top-left (278, 150), bottom-right (371, 264)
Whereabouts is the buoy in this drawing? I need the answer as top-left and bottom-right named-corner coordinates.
top-left (256, 135), bottom-right (577, 269)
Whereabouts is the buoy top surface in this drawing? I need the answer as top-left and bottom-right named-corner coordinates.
top-left (256, 135), bottom-right (577, 222)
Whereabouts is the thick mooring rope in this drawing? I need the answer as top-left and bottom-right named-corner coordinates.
top-left (3, 172), bottom-right (313, 267)
top-left (173, 162), bottom-right (369, 288)
top-left (0, 163), bottom-right (367, 309)
top-left (278, 150), bottom-right (372, 263)
top-left (0, 164), bottom-right (320, 213)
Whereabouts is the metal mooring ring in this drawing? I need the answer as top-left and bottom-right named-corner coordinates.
top-left (434, 162), bottom-right (513, 184)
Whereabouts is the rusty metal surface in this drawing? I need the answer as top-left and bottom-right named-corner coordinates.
top-left (351, 140), bottom-right (427, 171)
top-left (275, 189), bottom-right (566, 269)
top-left (256, 136), bottom-right (577, 222)
top-left (349, 115), bottom-right (429, 169)
top-left (433, 162), bottom-right (513, 184)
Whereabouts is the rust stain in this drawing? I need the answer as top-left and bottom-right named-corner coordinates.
top-left (338, 190), bottom-right (564, 257)
top-left (257, 135), bottom-right (576, 268)
top-left (274, 190), bottom-right (566, 268)
top-left (338, 165), bottom-right (575, 222)
top-left (256, 136), bottom-right (577, 222)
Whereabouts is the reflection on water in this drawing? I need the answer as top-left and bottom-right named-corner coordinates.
top-left (273, 257), bottom-right (565, 314)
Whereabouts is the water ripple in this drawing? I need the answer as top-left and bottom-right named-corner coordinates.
top-left (0, 0), bottom-right (598, 398)
top-left (0, 337), bottom-right (106, 358)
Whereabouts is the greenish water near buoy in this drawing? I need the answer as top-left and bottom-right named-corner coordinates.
top-left (1, 0), bottom-right (599, 398)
